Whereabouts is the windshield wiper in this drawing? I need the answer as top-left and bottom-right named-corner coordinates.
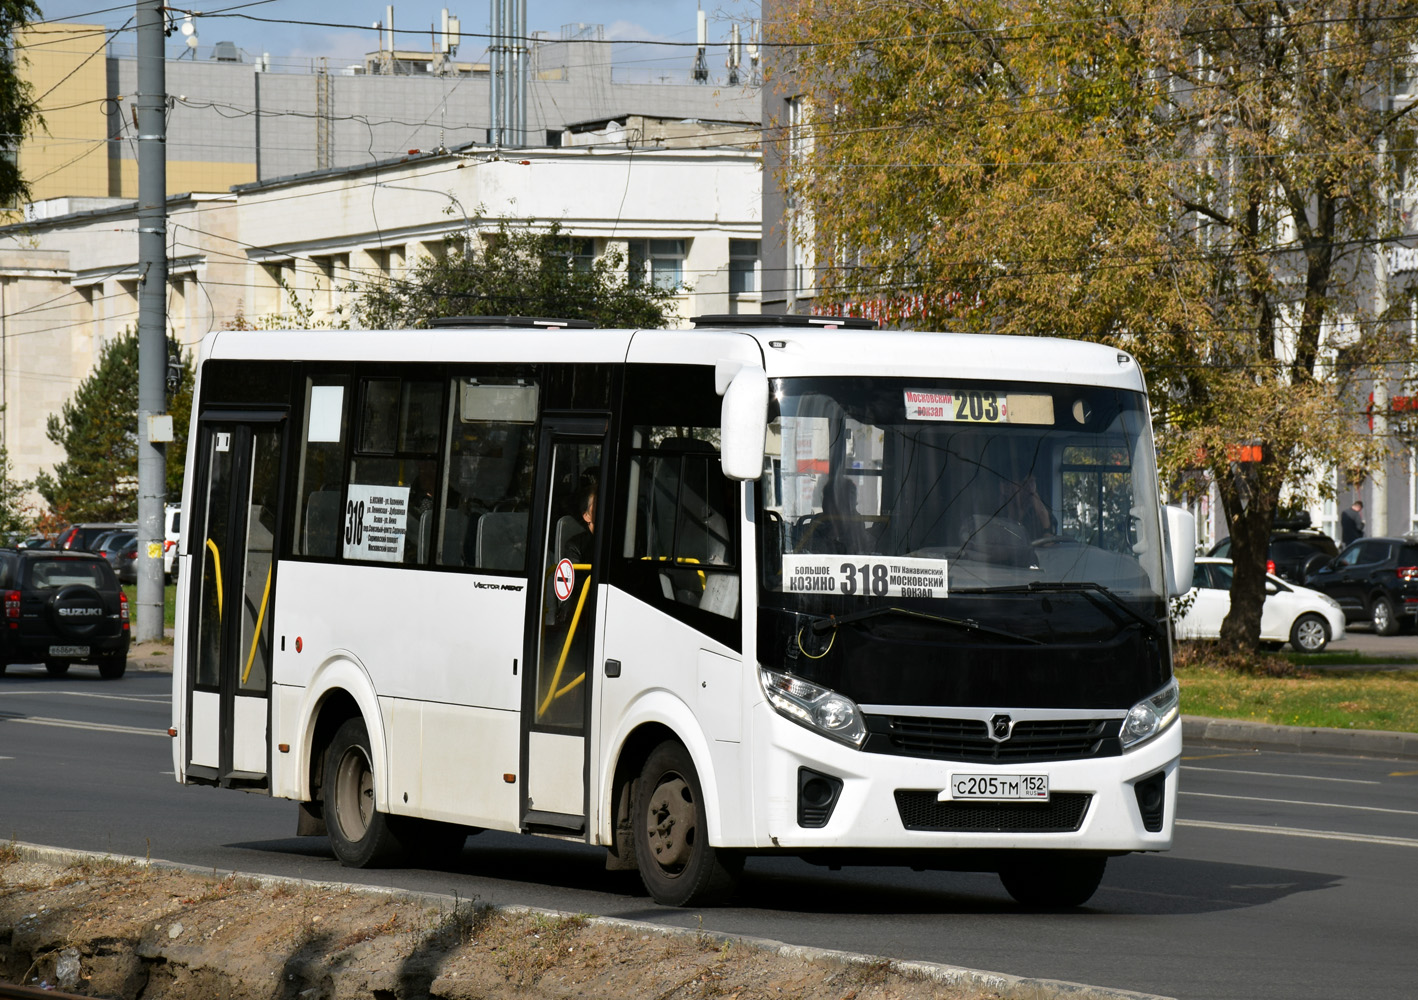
top-left (808, 606), bottom-right (1044, 645)
top-left (952, 581), bottom-right (1165, 639)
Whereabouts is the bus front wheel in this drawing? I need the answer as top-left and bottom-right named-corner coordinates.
top-left (325, 717), bottom-right (405, 867)
top-left (998, 852), bottom-right (1107, 909)
top-left (632, 740), bottom-right (742, 907)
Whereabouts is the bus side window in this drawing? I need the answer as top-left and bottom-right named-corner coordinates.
top-left (292, 379), bottom-right (348, 559)
top-left (438, 375), bottom-right (540, 572)
top-left (626, 428), bottom-right (739, 621)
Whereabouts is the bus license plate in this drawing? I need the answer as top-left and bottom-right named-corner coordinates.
top-left (49, 645), bottom-right (89, 657)
top-left (950, 774), bottom-right (1049, 801)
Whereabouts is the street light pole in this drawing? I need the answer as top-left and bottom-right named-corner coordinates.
top-left (135, 0), bottom-right (170, 642)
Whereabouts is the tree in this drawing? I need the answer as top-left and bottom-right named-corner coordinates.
top-left (0, 428), bottom-right (32, 536)
top-left (1, 1), bottom-right (45, 206)
top-left (774, 0), bottom-right (1417, 650)
top-left (35, 330), bottom-right (194, 521)
top-left (353, 218), bottom-right (680, 329)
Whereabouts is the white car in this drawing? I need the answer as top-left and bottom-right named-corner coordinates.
top-left (164, 503), bottom-right (181, 581)
top-left (1174, 557), bottom-right (1346, 653)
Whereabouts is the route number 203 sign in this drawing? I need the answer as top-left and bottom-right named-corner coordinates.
top-left (781, 555), bottom-right (949, 599)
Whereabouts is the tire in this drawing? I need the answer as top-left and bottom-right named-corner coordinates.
top-left (1289, 613), bottom-right (1330, 653)
top-left (631, 740), bottom-right (742, 907)
top-left (999, 852), bottom-right (1107, 909)
top-left (1371, 595), bottom-right (1400, 636)
top-left (324, 717), bottom-right (405, 868)
top-left (44, 660), bottom-right (71, 678)
top-left (98, 655), bottom-right (127, 680)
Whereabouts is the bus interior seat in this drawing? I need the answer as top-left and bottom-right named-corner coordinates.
top-left (555, 514), bottom-right (588, 563)
top-left (475, 511), bottom-right (528, 571)
top-left (441, 507), bottom-right (469, 566)
top-left (304, 490), bottom-right (341, 557)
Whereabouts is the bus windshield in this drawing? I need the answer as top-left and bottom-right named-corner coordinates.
top-left (758, 376), bottom-right (1167, 637)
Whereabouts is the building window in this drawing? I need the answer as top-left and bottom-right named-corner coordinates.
top-left (729, 239), bottom-right (759, 295)
top-left (628, 239), bottom-right (685, 290)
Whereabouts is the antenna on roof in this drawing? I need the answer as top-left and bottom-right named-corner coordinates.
top-left (692, 7), bottom-right (709, 84)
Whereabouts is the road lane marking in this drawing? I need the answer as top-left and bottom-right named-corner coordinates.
top-left (1391, 770), bottom-right (1418, 777)
top-left (1181, 751), bottom-right (1258, 761)
top-left (1179, 819), bottom-right (1418, 848)
top-left (1182, 790), bottom-right (1418, 817)
top-left (2, 691), bottom-right (169, 705)
top-left (0, 715), bottom-right (166, 738)
top-left (1182, 765), bottom-right (1380, 785)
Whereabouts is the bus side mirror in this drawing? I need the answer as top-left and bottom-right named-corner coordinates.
top-left (719, 363), bottom-right (768, 481)
top-left (1162, 505), bottom-right (1196, 599)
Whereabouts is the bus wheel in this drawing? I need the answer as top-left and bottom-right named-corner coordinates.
top-left (999, 852), bottom-right (1106, 909)
top-left (632, 741), bottom-right (742, 907)
top-left (325, 717), bottom-right (404, 867)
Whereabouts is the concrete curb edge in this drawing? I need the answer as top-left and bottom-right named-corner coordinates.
top-left (1183, 715), bottom-right (1418, 760)
top-left (7, 842), bottom-right (1175, 1000)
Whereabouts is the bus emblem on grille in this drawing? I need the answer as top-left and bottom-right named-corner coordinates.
top-left (989, 714), bottom-right (1014, 742)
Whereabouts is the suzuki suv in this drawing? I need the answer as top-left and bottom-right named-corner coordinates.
top-left (0, 549), bottom-right (131, 678)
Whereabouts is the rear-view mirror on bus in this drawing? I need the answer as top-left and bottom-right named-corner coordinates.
top-left (1163, 504), bottom-right (1197, 599)
top-left (719, 364), bottom-right (769, 481)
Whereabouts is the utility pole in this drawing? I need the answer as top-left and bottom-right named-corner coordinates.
top-left (1372, 88), bottom-right (1392, 536)
top-left (135, 0), bottom-right (170, 642)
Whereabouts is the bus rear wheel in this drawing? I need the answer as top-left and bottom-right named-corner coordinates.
top-left (998, 852), bottom-right (1107, 909)
top-left (325, 717), bottom-right (405, 867)
top-left (632, 740), bottom-right (742, 907)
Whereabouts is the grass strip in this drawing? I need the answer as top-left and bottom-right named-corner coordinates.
top-left (1177, 662), bottom-right (1418, 733)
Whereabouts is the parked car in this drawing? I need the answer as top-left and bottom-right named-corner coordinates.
top-left (110, 536), bottom-right (138, 585)
top-left (1207, 515), bottom-right (1338, 584)
top-left (164, 503), bottom-right (181, 581)
top-left (1174, 557), bottom-right (1346, 653)
top-left (0, 548), bottom-right (130, 678)
top-left (1304, 536), bottom-right (1418, 635)
top-left (54, 522), bottom-right (137, 553)
top-left (92, 530), bottom-right (135, 562)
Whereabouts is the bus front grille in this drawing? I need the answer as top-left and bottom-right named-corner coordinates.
top-left (865, 716), bottom-right (1121, 763)
top-left (893, 790), bottom-right (1092, 833)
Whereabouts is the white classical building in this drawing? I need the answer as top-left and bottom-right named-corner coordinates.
top-left (0, 139), bottom-right (763, 498)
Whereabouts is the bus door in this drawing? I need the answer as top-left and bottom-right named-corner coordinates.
top-left (186, 414), bottom-right (286, 790)
top-left (521, 416), bottom-right (607, 834)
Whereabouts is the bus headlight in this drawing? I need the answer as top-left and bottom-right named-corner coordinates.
top-left (1121, 678), bottom-right (1180, 750)
top-left (759, 668), bottom-right (867, 748)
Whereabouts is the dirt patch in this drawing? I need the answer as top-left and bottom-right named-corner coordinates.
top-left (0, 846), bottom-right (1160, 1000)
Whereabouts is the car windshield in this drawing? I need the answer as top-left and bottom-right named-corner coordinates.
top-left (758, 376), bottom-right (1168, 637)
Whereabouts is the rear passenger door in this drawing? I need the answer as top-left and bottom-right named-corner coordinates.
top-left (185, 413), bottom-right (287, 790)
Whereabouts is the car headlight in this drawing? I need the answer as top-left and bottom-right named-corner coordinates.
top-left (759, 667), bottom-right (867, 747)
top-left (1121, 678), bottom-right (1180, 750)
top-left (1318, 593), bottom-right (1342, 611)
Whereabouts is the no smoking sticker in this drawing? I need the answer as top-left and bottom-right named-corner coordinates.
top-left (553, 558), bottom-right (575, 601)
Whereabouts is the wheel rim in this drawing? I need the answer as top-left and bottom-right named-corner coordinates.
top-left (333, 745), bottom-right (374, 843)
top-left (644, 772), bottom-right (696, 876)
top-left (1296, 618), bottom-right (1326, 651)
top-left (1374, 602), bottom-right (1391, 632)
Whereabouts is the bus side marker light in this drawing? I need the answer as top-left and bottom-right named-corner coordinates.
top-left (295, 637), bottom-right (302, 653)
top-left (278, 744), bottom-right (290, 753)
top-left (167, 728), bottom-right (177, 737)
top-left (503, 774), bottom-right (516, 783)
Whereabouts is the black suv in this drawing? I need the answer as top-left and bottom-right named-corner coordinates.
top-left (1305, 536), bottom-right (1418, 635)
top-left (0, 549), bottom-right (131, 678)
top-left (1208, 514), bottom-right (1339, 584)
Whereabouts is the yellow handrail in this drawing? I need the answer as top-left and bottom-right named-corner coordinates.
top-left (205, 538), bottom-right (224, 614)
top-left (537, 562), bottom-right (591, 718)
top-left (240, 564), bottom-right (273, 686)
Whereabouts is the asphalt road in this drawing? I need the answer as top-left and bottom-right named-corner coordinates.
top-left (2, 663), bottom-right (1417, 999)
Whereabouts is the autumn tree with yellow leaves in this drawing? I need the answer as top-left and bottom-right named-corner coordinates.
top-left (770, 0), bottom-right (1418, 649)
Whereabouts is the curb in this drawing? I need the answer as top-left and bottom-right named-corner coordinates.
top-left (1183, 715), bottom-right (1418, 760)
top-left (8, 842), bottom-right (1175, 1000)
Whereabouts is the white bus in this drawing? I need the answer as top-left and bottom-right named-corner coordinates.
top-left (171, 315), bottom-right (1195, 908)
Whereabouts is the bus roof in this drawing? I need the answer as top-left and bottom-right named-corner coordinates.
top-left (199, 325), bottom-right (1146, 392)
